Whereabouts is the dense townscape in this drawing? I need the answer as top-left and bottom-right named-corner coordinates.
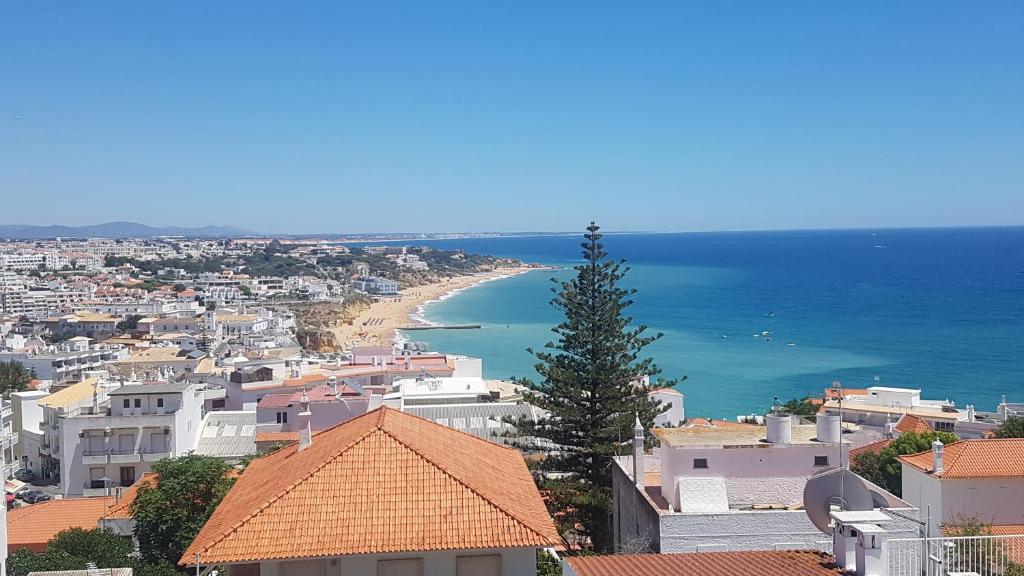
top-left (0, 227), bottom-right (1021, 576)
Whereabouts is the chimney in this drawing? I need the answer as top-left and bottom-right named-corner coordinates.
top-left (932, 440), bottom-right (944, 475)
top-left (297, 388), bottom-right (312, 451)
top-left (883, 419), bottom-right (896, 438)
top-left (633, 415), bottom-right (645, 488)
top-left (765, 412), bottom-right (792, 444)
top-left (854, 524), bottom-right (889, 576)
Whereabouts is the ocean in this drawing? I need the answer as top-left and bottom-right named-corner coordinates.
top-left (393, 228), bottom-right (1023, 419)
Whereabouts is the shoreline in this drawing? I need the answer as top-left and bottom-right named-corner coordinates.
top-left (327, 266), bottom-right (547, 350)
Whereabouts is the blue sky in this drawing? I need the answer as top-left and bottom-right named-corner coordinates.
top-left (2, 1), bottom-right (1022, 234)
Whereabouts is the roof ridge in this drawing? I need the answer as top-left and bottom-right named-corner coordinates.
top-left (377, 423), bottom-right (556, 545)
top-left (187, 418), bottom-right (385, 561)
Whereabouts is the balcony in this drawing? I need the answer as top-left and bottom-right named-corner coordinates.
top-left (142, 451), bottom-right (171, 462)
top-left (82, 452), bottom-right (108, 464)
top-left (109, 452), bottom-right (141, 464)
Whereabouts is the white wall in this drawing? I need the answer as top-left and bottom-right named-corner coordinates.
top-left (257, 547), bottom-right (536, 576)
top-left (651, 390), bottom-right (684, 427)
top-left (941, 478), bottom-right (1024, 530)
top-left (901, 465), bottom-right (943, 536)
top-left (661, 443), bottom-right (841, 509)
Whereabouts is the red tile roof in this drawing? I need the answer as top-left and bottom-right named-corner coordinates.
top-left (182, 407), bottom-right (561, 565)
top-left (895, 414), bottom-right (933, 435)
top-left (850, 438), bottom-right (892, 460)
top-left (565, 550), bottom-right (843, 576)
top-left (899, 438), bottom-right (1024, 478)
top-left (254, 431), bottom-right (300, 443)
top-left (8, 497), bottom-right (116, 552)
top-left (101, 473), bottom-right (156, 520)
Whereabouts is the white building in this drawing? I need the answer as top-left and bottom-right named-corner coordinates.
top-left (613, 413), bottom-right (920, 553)
top-left (899, 437), bottom-right (1024, 536)
top-left (0, 338), bottom-right (128, 381)
top-left (822, 386), bottom-right (967, 433)
top-left (651, 387), bottom-right (684, 427)
top-left (36, 377), bottom-right (203, 496)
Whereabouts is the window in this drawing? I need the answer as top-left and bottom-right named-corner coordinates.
top-left (134, 398), bottom-right (141, 408)
top-left (123, 399), bottom-right (130, 408)
top-left (277, 412), bottom-right (288, 424)
top-left (157, 398), bottom-right (164, 408)
top-left (377, 558), bottom-right (423, 576)
top-left (457, 555), bottom-right (501, 576)
top-left (211, 399), bottom-right (226, 409)
top-left (935, 421), bottom-right (954, 432)
top-left (814, 456), bottom-right (830, 467)
top-left (693, 458), bottom-right (708, 469)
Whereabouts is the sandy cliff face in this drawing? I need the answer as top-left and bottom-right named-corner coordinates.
top-left (289, 299), bottom-right (370, 352)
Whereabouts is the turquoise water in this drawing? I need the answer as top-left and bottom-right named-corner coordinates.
top-left (393, 229), bottom-right (1023, 418)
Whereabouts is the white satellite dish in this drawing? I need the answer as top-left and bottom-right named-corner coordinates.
top-left (802, 467), bottom-right (875, 534)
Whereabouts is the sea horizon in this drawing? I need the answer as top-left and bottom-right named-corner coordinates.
top-left (396, 227), bottom-right (1024, 419)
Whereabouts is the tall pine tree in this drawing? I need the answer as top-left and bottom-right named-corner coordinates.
top-left (511, 222), bottom-right (680, 552)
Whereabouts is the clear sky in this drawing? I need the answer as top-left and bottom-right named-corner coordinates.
top-left (2, 2), bottom-right (1022, 234)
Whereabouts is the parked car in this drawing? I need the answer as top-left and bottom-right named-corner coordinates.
top-left (16, 489), bottom-right (42, 503)
top-left (14, 469), bottom-right (34, 482)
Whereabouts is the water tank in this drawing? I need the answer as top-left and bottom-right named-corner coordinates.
top-left (765, 413), bottom-right (792, 444)
top-left (816, 413), bottom-right (842, 443)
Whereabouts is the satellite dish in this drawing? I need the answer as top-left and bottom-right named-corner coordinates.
top-left (802, 468), bottom-right (875, 534)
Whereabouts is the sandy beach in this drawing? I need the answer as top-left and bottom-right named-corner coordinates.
top-left (329, 266), bottom-right (540, 349)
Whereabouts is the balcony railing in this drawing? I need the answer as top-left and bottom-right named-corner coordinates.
top-left (887, 535), bottom-right (1024, 576)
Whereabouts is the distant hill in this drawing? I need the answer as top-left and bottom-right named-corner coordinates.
top-left (0, 221), bottom-right (256, 239)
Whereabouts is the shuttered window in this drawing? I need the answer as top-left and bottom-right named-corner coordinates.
top-left (456, 555), bottom-right (501, 576)
top-left (377, 558), bottom-right (423, 576)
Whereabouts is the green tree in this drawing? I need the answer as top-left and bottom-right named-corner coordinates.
top-left (537, 550), bottom-right (561, 576)
top-left (850, 449), bottom-right (888, 489)
top-left (131, 455), bottom-right (235, 565)
top-left (116, 314), bottom-right (143, 332)
top-left (781, 398), bottom-right (819, 418)
top-left (994, 416), bottom-right (1024, 439)
top-left (509, 223), bottom-right (679, 552)
top-left (5, 528), bottom-right (181, 576)
top-left (0, 360), bottom-right (34, 395)
top-left (851, 430), bottom-right (958, 496)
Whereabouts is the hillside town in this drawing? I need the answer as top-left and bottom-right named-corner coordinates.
top-left (0, 232), bottom-right (1022, 576)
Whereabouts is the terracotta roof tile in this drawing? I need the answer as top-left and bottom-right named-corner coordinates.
top-left (899, 438), bottom-right (1024, 478)
top-left (100, 473), bottom-right (156, 520)
top-left (850, 438), bottom-right (892, 460)
top-left (894, 414), bottom-right (933, 435)
top-left (7, 497), bottom-right (116, 552)
top-left (183, 407), bottom-right (560, 565)
top-left (565, 550), bottom-right (843, 576)
top-left (254, 431), bottom-right (299, 443)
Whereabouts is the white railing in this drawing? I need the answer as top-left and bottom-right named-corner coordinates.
top-left (887, 535), bottom-right (1024, 576)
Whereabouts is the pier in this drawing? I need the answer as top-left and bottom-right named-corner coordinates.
top-left (399, 324), bottom-right (481, 330)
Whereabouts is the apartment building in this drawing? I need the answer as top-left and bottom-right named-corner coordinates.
top-left (36, 378), bottom-right (202, 496)
top-left (0, 337), bottom-right (128, 381)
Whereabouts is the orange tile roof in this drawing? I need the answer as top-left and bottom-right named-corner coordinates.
top-left (850, 438), bottom-right (893, 460)
top-left (899, 438), bottom-right (1024, 478)
top-left (182, 407), bottom-right (560, 565)
top-left (565, 550), bottom-right (843, 576)
top-left (254, 431), bottom-right (299, 443)
top-left (7, 497), bottom-right (116, 552)
top-left (895, 414), bottom-right (933, 435)
top-left (100, 473), bottom-right (156, 520)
